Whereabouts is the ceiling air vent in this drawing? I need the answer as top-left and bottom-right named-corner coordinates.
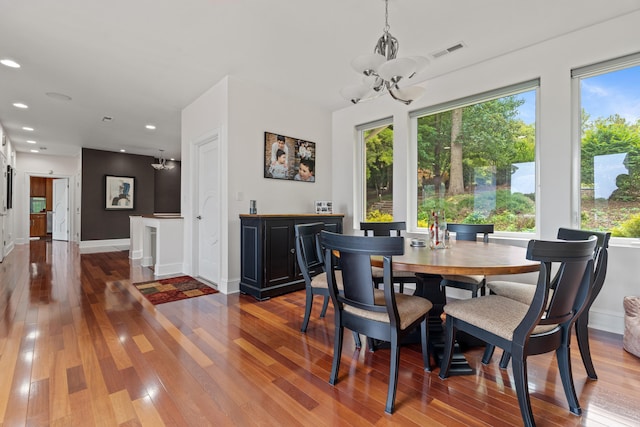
top-left (431, 42), bottom-right (466, 59)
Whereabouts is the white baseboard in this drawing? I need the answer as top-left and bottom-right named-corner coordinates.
top-left (588, 308), bottom-right (624, 335)
top-left (219, 278), bottom-right (240, 295)
top-left (129, 249), bottom-right (142, 260)
top-left (153, 262), bottom-right (183, 277)
top-left (79, 238), bottom-right (130, 254)
top-left (3, 241), bottom-right (15, 258)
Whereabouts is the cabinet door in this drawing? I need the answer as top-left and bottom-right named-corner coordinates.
top-left (30, 177), bottom-right (46, 197)
top-left (264, 219), bottom-right (296, 287)
top-left (30, 215), bottom-right (46, 237)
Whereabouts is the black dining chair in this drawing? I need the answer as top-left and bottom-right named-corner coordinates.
top-left (440, 223), bottom-right (494, 297)
top-left (295, 222), bottom-right (333, 333)
top-left (439, 236), bottom-right (597, 427)
top-left (295, 223), bottom-right (362, 347)
top-left (484, 228), bottom-right (610, 379)
top-left (360, 221), bottom-right (417, 293)
top-left (320, 230), bottom-right (433, 414)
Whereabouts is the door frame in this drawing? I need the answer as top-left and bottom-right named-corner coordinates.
top-left (191, 128), bottom-right (223, 285)
top-left (52, 177), bottom-right (70, 241)
top-left (25, 172), bottom-right (74, 243)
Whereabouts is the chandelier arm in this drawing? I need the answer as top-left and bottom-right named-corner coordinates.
top-left (341, 0), bottom-right (426, 105)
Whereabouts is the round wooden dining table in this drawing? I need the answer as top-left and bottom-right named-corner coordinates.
top-left (372, 238), bottom-right (540, 276)
top-left (371, 238), bottom-right (540, 375)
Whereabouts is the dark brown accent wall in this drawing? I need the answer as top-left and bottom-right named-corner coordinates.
top-left (154, 160), bottom-right (181, 213)
top-left (81, 148), bottom-right (180, 241)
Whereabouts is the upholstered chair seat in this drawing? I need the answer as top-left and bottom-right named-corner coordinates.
top-left (443, 295), bottom-right (558, 341)
top-left (310, 270), bottom-right (343, 289)
top-left (344, 289), bottom-right (433, 330)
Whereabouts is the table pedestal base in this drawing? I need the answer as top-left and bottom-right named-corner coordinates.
top-left (416, 273), bottom-right (475, 375)
top-left (366, 273), bottom-right (475, 375)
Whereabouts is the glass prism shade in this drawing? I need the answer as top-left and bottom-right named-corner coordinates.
top-left (378, 57), bottom-right (418, 82)
top-left (351, 53), bottom-right (386, 75)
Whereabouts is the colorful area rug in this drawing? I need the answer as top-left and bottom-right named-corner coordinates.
top-left (133, 275), bottom-right (218, 305)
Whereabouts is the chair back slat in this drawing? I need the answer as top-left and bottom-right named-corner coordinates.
top-left (295, 223), bottom-right (326, 283)
top-left (321, 231), bottom-right (404, 313)
top-left (556, 228), bottom-right (610, 309)
top-left (447, 223), bottom-right (494, 243)
top-left (523, 237), bottom-right (596, 329)
top-left (360, 221), bottom-right (406, 237)
top-left (338, 252), bottom-right (381, 310)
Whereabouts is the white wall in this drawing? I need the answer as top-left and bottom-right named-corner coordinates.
top-left (181, 77), bottom-right (229, 290)
top-left (332, 10), bottom-right (640, 334)
top-left (15, 152), bottom-right (80, 244)
top-left (182, 76), bottom-right (333, 293)
top-left (0, 125), bottom-right (17, 259)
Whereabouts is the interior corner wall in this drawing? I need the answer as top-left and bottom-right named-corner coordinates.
top-left (81, 148), bottom-right (155, 240)
top-left (181, 75), bottom-right (333, 294)
top-left (225, 76), bottom-right (333, 291)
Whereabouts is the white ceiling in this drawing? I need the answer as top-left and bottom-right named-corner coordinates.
top-left (2, 0), bottom-right (640, 160)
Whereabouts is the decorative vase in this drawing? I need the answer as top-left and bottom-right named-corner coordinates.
top-left (429, 211), bottom-right (449, 249)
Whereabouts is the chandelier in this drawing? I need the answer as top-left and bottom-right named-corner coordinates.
top-left (341, 0), bottom-right (429, 105)
top-left (151, 149), bottom-right (175, 170)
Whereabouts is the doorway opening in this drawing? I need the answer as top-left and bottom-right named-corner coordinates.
top-left (28, 175), bottom-right (71, 242)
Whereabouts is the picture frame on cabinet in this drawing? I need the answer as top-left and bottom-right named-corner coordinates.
top-left (105, 175), bottom-right (134, 210)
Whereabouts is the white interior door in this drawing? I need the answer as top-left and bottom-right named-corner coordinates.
top-left (195, 136), bottom-right (220, 284)
top-left (52, 178), bottom-right (69, 241)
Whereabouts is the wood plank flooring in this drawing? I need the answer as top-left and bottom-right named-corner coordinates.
top-left (0, 240), bottom-right (639, 426)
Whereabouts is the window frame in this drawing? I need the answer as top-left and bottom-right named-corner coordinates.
top-left (409, 79), bottom-right (540, 235)
top-left (572, 52), bottom-right (640, 245)
top-left (356, 117), bottom-right (393, 224)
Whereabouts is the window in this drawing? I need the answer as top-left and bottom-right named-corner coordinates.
top-left (573, 56), bottom-right (640, 237)
top-left (412, 81), bottom-right (538, 232)
top-left (359, 119), bottom-right (394, 222)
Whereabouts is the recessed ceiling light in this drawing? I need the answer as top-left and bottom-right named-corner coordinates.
top-left (145, 124), bottom-right (156, 130)
top-left (46, 92), bottom-right (72, 101)
top-left (170, 158), bottom-right (175, 161)
top-left (0, 59), bottom-right (20, 68)
top-left (30, 149), bottom-right (39, 153)
top-left (120, 149), bottom-right (126, 152)
top-left (22, 126), bottom-right (34, 131)
top-left (27, 140), bottom-right (37, 144)
top-left (13, 102), bottom-right (28, 109)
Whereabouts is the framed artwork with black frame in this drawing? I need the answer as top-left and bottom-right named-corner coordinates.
top-left (105, 175), bottom-right (135, 210)
top-left (6, 165), bottom-right (13, 209)
top-left (264, 131), bottom-right (316, 182)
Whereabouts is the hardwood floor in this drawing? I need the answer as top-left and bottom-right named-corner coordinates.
top-left (1, 240), bottom-right (639, 426)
